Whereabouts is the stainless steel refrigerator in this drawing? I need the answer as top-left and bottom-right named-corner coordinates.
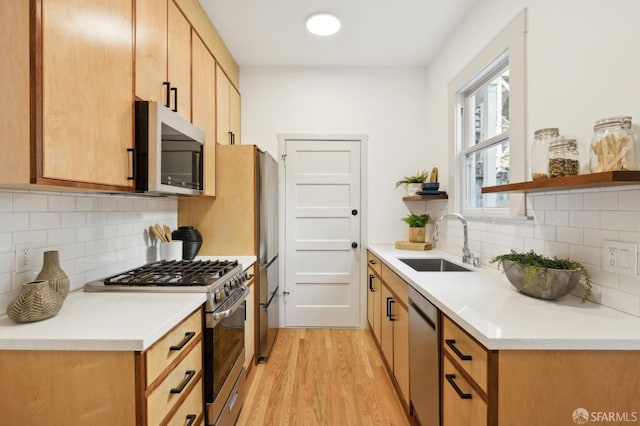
top-left (257, 150), bottom-right (279, 361)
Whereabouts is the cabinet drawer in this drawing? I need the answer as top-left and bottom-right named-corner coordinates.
top-left (146, 308), bottom-right (202, 387)
top-left (147, 340), bottom-right (203, 426)
top-left (442, 315), bottom-right (488, 393)
top-left (367, 251), bottom-right (382, 277)
top-left (381, 263), bottom-right (408, 306)
top-left (164, 377), bottom-right (204, 426)
top-left (442, 356), bottom-right (487, 426)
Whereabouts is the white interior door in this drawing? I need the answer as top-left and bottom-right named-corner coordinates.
top-left (284, 139), bottom-right (361, 327)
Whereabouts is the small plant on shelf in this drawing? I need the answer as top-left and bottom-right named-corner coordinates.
top-left (490, 250), bottom-right (592, 303)
top-left (394, 170), bottom-right (430, 188)
top-left (401, 213), bottom-right (431, 227)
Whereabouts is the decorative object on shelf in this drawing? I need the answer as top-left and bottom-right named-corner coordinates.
top-left (491, 250), bottom-right (592, 303)
top-left (401, 213), bottom-right (431, 243)
top-left (36, 250), bottom-right (70, 300)
top-left (7, 280), bottom-right (64, 323)
top-left (590, 116), bottom-right (636, 172)
top-left (395, 170), bottom-right (430, 196)
top-left (548, 137), bottom-right (579, 178)
top-left (531, 127), bottom-right (559, 180)
top-left (172, 226), bottom-right (203, 260)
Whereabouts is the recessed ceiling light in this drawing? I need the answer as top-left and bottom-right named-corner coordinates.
top-left (306, 13), bottom-right (341, 36)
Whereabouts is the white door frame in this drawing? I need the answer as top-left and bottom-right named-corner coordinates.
top-left (277, 134), bottom-right (369, 329)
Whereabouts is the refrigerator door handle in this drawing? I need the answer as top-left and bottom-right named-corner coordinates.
top-left (261, 254), bottom-right (279, 269)
top-left (260, 286), bottom-right (279, 308)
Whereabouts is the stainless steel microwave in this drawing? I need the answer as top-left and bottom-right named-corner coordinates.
top-left (134, 101), bottom-right (205, 195)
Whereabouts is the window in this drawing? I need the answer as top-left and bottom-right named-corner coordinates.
top-left (448, 9), bottom-right (527, 217)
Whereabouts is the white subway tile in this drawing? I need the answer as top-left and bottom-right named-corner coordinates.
top-left (87, 212), bottom-right (108, 226)
top-left (98, 197), bottom-right (118, 211)
top-left (134, 198), bottom-right (148, 211)
top-left (76, 227), bottom-right (99, 242)
top-left (556, 227), bottom-right (583, 245)
top-left (0, 233), bottom-right (12, 252)
top-left (106, 237), bottom-right (125, 252)
top-left (589, 266), bottom-right (619, 290)
top-left (0, 252), bottom-right (14, 273)
top-left (533, 195), bottom-right (556, 210)
top-left (583, 191), bottom-right (619, 211)
top-left (523, 238), bottom-right (545, 253)
top-left (98, 224), bottom-right (119, 240)
top-left (545, 211), bottom-right (569, 226)
top-left (117, 223), bottom-right (135, 237)
top-left (58, 243), bottom-right (85, 261)
top-left (29, 212), bottom-right (61, 230)
top-left (76, 197), bottom-right (98, 211)
top-left (12, 272), bottom-right (36, 291)
top-left (570, 211), bottom-right (600, 229)
top-left (0, 272), bottom-right (11, 293)
top-left (599, 287), bottom-right (640, 316)
top-left (600, 211), bottom-right (640, 231)
top-left (117, 198), bottom-right (134, 211)
top-left (583, 229), bottom-right (620, 248)
top-left (0, 213), bottom-right (29, 233)
top-left (619, 275), bottom-right (640, 296)
top-left (569, 245), bottom-right (600, 266)
top-left (618, 190), bottom-right (640, 210)
top-left (48, 195), bottom-right (76, 212)
top-left (48, 229), bottom-right (76, 246)
top-left (556, 194), bottom-right (583, 211)
top-left (13, 231), bottom-right (47, 247)
top-left (0, 193), bottom-right (12, 212)
top-left (13, 193), bottom-right (47, 212)
top-left (61, 212), bottom-right (87, 228)
top-left (534, 225), bottom-right (556, 241)
top-left (85, 239), bottom-right (108, 256)
top-left (514, 225), bottom-right (535, 238)
top-left (544, 241), bottom-right (570, 258)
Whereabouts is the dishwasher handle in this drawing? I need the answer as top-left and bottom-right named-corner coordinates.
top-left (409, 301), bottom-right (436, 330)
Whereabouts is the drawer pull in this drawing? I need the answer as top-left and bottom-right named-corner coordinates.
top-left (389, 299), bottom-right (396, 321)
top-left (368, 274), bottom-right (375, 292)
top-left (170, 331), bottom-right (196, 351)
top-left (445, 373), bottom-right (472, 399)
top-left (368, 259), bottom-right (377, 265)
top-left (445, 339), bottom-right (472, 361)
top-left (170, 370), bottom-right (196, 394)
top-left (186, 414), bottom-right (197, 426)
top-left (228, 390), bottom-right (239, 413)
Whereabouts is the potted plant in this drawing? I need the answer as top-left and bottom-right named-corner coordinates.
top-left (401, 213), bottom-right (431, 242)
top-left (395, 170), bottom-right (430, 196)
top-left (490, 250), bottom-right (592, 303)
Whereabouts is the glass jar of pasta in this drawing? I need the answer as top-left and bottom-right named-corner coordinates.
top-left (590, 116), bottom-right (635, 172)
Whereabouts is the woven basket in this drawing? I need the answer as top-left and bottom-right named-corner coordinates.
top-left (7, 280), bottom-right (63, 323)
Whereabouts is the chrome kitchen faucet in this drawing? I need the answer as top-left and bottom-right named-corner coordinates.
top-left (433, 213), bottom-right (478, 266)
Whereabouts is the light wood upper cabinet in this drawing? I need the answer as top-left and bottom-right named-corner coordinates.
top-left (41, 0), bottom-right (134, 188)
top-left (191, 31), bottom-right (216, 196)
top-left (216, 65), bottom-right (241, 145)
top-left (135, 0), bottom-right (167, 103)
top-left (168, 0), bottom-right (191, 120)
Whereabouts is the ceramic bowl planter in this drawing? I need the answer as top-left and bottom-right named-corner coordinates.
top-left (501, 260), bottom-right (582, 300)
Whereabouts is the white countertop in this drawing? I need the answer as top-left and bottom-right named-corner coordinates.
top-left (369, 244), bottom-right (640, 350)
top-left (0, 255), bottom-right (257, 351)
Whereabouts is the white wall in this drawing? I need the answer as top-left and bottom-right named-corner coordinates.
top-left (423, 0), bottom-right (640, 316)
top-left (240, 67), bottom-right (431, 243)
top-left (0, 190), bottom-right (177, 315)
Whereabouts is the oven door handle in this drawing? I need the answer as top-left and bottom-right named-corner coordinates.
top-left (211, 287), bottom-right (248, 323)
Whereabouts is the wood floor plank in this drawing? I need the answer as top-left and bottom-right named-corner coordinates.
top-left (238, 328), bottom-right (408, 426)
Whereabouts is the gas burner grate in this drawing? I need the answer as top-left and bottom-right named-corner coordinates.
top-left (103, 259), bottom-right (239, 286)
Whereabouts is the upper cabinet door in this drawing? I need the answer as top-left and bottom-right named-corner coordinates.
top-left (167, 1), bottom-right (191, 121)
top-left (191, 31), bottom-right (216, 196)
top-left (229, 85), bottom-right (241, 144)
top-left (216, 64), bottom-right (231, 145)
top-left (41, 0), bottom-right (134, 188)
top-left (135, 0), bottom-right (167, 103)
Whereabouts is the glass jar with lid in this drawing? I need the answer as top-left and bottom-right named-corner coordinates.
top-left (531, 128), bottom-right (559, 180)
top-left (590, 116), bottom-right (636, 172)
top-left (548, 137), bottom-right (579, 178)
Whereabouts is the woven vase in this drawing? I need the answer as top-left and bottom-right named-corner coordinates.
top-left (36, 250), bottom-right (70, 300)
top-left (7, 280), bottom-right (63, 323)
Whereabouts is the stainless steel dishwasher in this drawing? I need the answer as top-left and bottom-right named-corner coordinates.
top-left (408, 285), bottom-right (440, 426)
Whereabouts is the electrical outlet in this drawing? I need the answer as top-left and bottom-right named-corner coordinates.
top-left (15, 242), bottom-right (35, 273)
top-left (603, 240), bottom-right (638, 277)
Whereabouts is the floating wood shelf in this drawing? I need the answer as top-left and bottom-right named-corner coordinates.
top-left (481, 171), bottom-right (640, 194)
top-left (402, 193), bottom-right (449, 201)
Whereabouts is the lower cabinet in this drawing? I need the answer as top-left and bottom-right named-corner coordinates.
top-left (0, 307), bottom-right (205, 426)
top-left (366, 250), bottom-right (410, 408)
top-left (442, 356), bottom-right (487, 426)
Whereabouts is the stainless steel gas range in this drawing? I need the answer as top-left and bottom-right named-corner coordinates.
top-left (85, 259), bottom-right (249, 426)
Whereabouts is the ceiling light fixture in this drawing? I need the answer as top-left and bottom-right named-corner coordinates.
top-left (306, 13), bottom-right (341, 36)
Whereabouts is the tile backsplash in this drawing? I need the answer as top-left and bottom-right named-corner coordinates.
top-left (424, 185), bottom-right (640, 318)
top-left (0, 190), bottom-right (177, 315)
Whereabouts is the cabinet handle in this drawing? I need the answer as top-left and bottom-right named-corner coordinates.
top-left (368, 274), bottom-right (375, 292)
top-left (185, 414), bottom-right (197, 426)
top-left (228, 131), bottom-right (234, 145)
top-left (170, 331), bottom-right (196, 351)
top-left (127, 148), bottom-right (136, 181)
top-left (163, 81), bottom-right (171, 108)
top-left (171, 87), bottom-right (178, 112)
top-left (228, 389), bottom-right (239, 413)
top-left (170, 370), bottom-right (196, 394)
top-left (445, 339), bottom-right (472, 361)
top-left (386, 297), bottom-right (392, 318)
top-left (368, 260), bottom-right (376, 265)
top-left (445, 373), bottom-right (472, 399)
top-left (389, 299), bottom-right (395, 321)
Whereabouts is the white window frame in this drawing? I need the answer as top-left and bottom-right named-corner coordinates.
top-left (448, 9), bottom-right (527, 218)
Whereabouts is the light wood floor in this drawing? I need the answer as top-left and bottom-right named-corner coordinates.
top-left (237, 328), bottom-right (409, 426)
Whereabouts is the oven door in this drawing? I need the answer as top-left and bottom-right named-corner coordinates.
top-left (204, 293), bottom-right (247, 424)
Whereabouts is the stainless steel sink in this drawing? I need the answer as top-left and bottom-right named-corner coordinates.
top-left (399, 258), bottom-right (471, 272)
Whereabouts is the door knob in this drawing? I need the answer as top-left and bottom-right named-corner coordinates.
top-left (351, 242), bottom-right (358, 248)
top-left (352, 209), bottom-right (358, 216)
